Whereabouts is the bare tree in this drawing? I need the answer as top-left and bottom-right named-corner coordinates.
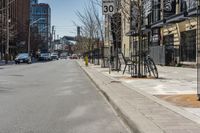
top-left (74, 0), bottom-right (141, 66)
top-left (74, 1), bottom-right (104, 64)
top-left (0, 8), bottom-right (17, 59)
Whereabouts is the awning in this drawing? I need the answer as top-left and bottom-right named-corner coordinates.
top-left (166, 12), bottom-right (188, 24)
top-left (142, 29), bottom-right (151, 34)
top-left (151, 20), bottom-right (165, 29)
top-left (125, 30), bottom-right (139, 36)
top-left (141, 25), bottom-right (151, 33)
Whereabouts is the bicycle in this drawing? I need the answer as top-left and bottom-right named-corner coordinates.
top-left (132, 51), bottom-right (158, 78)
top-left (142, 51), bottom-right (159, 78)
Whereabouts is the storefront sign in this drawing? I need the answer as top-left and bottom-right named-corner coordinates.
top-left (163, 0), bottom-right (176, 18)
top-left (152, 34), bottom-right (159, 43)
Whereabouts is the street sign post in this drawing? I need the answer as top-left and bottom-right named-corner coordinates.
top-left (102, 0), bottom-right (115, 73)
top-left (102, 0), bottom-right (116, 15)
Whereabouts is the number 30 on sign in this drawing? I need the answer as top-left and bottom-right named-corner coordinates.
top-left (102, 0), bottom-right (115, 15)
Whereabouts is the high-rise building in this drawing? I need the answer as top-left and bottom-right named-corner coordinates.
top-left (31, 3), bottom-right (51, 52)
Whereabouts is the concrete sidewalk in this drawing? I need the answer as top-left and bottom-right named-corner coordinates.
top-left (89, 63), bottom-right (200, 118)
top-left (78, 60), bottom-right (200, 133)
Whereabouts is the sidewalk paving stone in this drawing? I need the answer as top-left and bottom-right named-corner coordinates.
top-left (78, 60), bottom-right (200, 133)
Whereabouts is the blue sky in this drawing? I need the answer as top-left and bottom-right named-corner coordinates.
top-left (39, 0), bottom-right (90, 38)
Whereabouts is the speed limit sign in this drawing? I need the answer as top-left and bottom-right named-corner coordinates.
top-left (102, 0), bottom-right (116, 15)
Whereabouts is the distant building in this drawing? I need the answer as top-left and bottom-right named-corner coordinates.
top-left (31, 3), bottom-right (51, 52)
top-left (31, 0), bottom-right (38, 4)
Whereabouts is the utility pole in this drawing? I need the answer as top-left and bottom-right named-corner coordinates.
top-left (52, 25), bottom-right (54, 41)
top-left (53, 27), bottom-right (56, 41)
top-left (50, 25), bottom-right (54, 51)
top-left (108, 15), bottom-right (111, 74)
top-left (5, 0), bottom-right (10, 64)
top-left (0, 2), bottom-right (2, 59)
top-left (28, 22), bottom-right (31, 56)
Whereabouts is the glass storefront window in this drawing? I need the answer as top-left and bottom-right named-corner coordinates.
top-left (180, 30), bottom-right (196, 62)
top-left (151, 29), bottom-right (160, 46)
top-left (142, 0), bottom-right (152, 26)
top-left (186, 0), bottom-right (197, 10)
top-left (152, 0), bottom-right (161, 23)
top-left (180, 0), bottom-right (197, 12)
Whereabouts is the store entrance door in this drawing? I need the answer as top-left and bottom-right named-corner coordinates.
top-left (180, 30), bottom-right (196, 62)
top-left (164, 34), bottom-right (175, 66)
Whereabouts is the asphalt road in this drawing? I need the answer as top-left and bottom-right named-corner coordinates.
top-left (0, 60), bottom-right (129, 133)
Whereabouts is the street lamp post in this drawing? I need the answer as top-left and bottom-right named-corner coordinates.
top-left (5, 0), bottom-right (16, 64)
top-left (28, 18), bottom-right (45, 56)
top-left (5, 0), bottom-right (9, 64)
top-left (28, 22), bottom-right (31, 56)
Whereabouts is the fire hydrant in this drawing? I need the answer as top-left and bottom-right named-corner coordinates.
top-left (85, 55), bottom-right (88, 66)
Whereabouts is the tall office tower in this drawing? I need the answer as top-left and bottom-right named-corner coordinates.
top-left (31, 3), bottom-right (51, 52)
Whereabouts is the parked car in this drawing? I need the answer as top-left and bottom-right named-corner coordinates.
top-left (71, 54), bottom-right (78, 59)
top-left (15, 53), bottom-right (32, 64)
top-left (38, 53), bottom-right (51, 61)
top-left (60, 52), bottom-right (68, 59)
top-left (51, 53), bottom-right (59, 60)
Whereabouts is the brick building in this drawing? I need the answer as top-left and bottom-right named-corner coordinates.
top-left (0, 0), bottom-right (30, 59)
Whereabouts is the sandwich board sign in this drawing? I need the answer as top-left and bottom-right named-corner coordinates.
top-left (102, 0), bottom-right (116, 15)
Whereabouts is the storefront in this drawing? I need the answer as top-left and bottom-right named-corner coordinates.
top-left (163, 34), bottom-right (179, 66)
top-left (161, 0), bottom-right (197, 66)
top-left (134, 0), bottom-right (198, 66)
top-left (180, 29), bottom-right (196, 62)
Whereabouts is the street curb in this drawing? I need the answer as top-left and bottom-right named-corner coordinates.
top-left (101, 72), bottom-right (200, 125)
top-left (121, 81), bottom-right (200, 124)
top-left (77, 61), bottom-right (163, 133)
top-left (80, 66), bottom-right (141, 133)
